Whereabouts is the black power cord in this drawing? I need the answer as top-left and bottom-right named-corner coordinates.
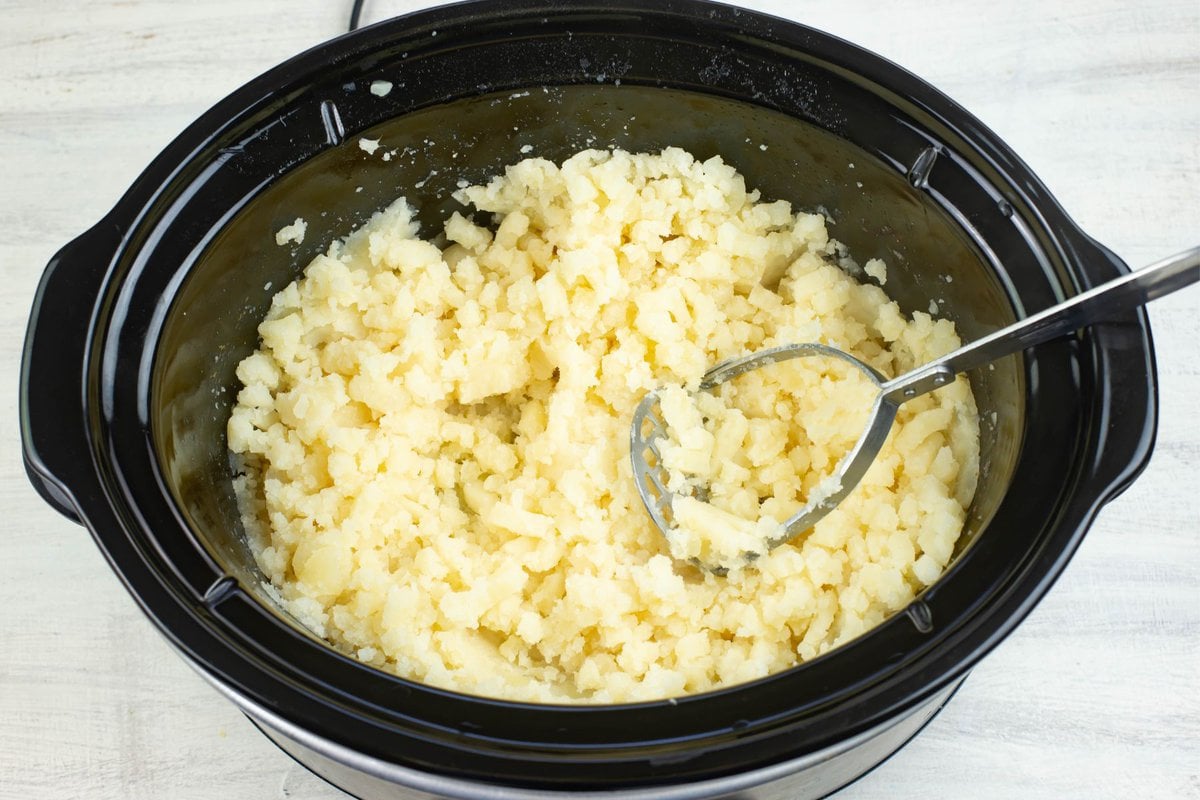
top-left (348, 0), bottom-right (367, 31)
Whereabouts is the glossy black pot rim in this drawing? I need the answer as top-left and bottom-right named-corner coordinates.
top-left (20, 0), bottom-right (1158, 792)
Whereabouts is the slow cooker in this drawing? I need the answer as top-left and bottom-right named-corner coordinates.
top-left (19, 2), bottom-right (1157, 798)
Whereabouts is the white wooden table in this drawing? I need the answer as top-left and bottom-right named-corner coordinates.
top-left (1, 2), bottom-right (1196, 798)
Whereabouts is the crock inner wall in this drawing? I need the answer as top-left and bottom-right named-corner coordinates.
top-left (157, 84), bottom-right (1024, 609)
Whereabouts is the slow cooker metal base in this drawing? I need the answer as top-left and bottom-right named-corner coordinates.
top-left (243, 678), bottom-right (964, 800)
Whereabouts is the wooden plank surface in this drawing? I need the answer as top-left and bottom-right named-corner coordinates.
top-left (1, 1), bottom-right (1196, 798)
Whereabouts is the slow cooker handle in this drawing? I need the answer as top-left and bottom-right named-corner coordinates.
top-left (19, 220), bottom-right (122, 525)
top-left (1063, 230), bottom-right (1162, 502)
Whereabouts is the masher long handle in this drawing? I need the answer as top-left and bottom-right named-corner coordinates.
top-left (881, 245), bottom-right (1200, 403)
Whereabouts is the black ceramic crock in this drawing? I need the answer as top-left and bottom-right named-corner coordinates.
top-left (19, 2), bottom-right (1157, 798)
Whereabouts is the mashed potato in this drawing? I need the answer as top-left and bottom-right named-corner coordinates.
top-left (228, 147), bottom-right (979, 704)
top-left (652, 360), bottom-right (872, 572)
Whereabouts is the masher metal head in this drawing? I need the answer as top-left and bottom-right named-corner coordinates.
top-left (631, 343), bottom-right (900, 573)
